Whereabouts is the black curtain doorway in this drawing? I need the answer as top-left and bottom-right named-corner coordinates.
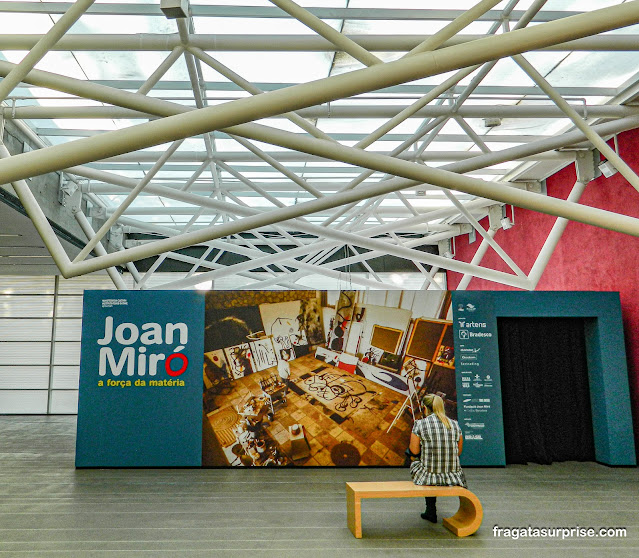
top-left (497, 318), bottom-right (595, 464)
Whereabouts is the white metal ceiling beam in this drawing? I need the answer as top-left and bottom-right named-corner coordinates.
top-left (90, 150), bottom-right (570, 164)
top-left (513, 52), bottom-right (639, 193)
top-left (440, 189), bottom-right (525, 278)
top-left (61, 114), bottom-right (639, 210)
top-left (118, 216), bottom-right (449, 290)
top-left (4, 33), bottom-right (639, 52)
top-left (267, 0), bottom-right (382, 67)
top-left (188, 47), bottom-right (334, 142)
top-left (0, 3), bottom-right (582, 22)
top-left (9, 77), bottom-right (615, 97)
top-left (2, 2), bottom-right (638, 185)
top-left (73, 209), bottom-right (127, 290)
top-left (231, 122), bottom-right (639, 238)
top-left (6, 104), bottom-right (637, 120)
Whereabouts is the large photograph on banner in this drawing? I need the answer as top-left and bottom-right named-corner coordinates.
top-left (202, 290), bottom-right (456, 467)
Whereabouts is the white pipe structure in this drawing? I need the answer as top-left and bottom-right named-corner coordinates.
top-left (267, 0), bottom-right (382, 67)
top-left (527, 180), bottom-right (589, 288)
top-left (187, 47), bottom-right (335, 142)
top-left (455, 228), bottom-right (498, 290)
top-left (5, 104), bottom-right (639, 120)
top-left (73, 139), bottom-right (185, 262)
top-left (229, 123), bottom-right (639, 238)
top-left (73, 209), bottom-right (127, 290)
top-left (512, 52), bottom-right (639, 193)
top-left (2, 34), bottom-right (639, 52)
top-left (0, 0), bottom-right (96, 103)
top-left (8, 110), bottom-right (639, 283)
top-left (440, 189), bottom-right (525, 278)
top-left (1, 1), bottom-right (639, 183)
top-left (117, 217), bottom-right (422, 290)
top-left (0, 144), bottom-right (73, 272)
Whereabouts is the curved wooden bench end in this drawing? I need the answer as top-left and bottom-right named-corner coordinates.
top-left (442, 492), bottom-right (483, 537)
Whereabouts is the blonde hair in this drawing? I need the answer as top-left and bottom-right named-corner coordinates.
top-left (422, 394), bottom-right (451, 429)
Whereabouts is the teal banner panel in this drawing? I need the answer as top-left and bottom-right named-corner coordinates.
top-left (452, 292), bottom-right (505, 466)
top-left (76, 290), bottom-right (204, 467)
top-left (452, 291), bottom-right (635, 467)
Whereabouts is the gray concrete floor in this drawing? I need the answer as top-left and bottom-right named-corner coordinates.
top-left (0, 415), bottom-right (637, 557)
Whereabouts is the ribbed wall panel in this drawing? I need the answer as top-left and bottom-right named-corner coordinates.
top-left (52, 342), bottom-right (81, 366)
top-left (0, 295), bottom-right (54, 318)
top-left (49, 390), bottom-right (79, 414)
top-left (51, 366), bottom-right (79, 389)
top-left (54, 319), bottom-right (82, 341)
top-left (0, 367), bottom-right (49, 389)
top-left (0, 319), bottom-right (52, 341)
top-left (0, 342), bottom-right (51, 365)
top-left (0, 390), bottom-right (48, 413)
top-left (56, 296), bottom-right (83, 318)
top-left (0, 276), bottom-right (55, 295)
top-left (58, 274), bottom-right (133, 294)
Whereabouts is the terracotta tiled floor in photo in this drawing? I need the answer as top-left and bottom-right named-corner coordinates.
top-left (206, 353), bottom-right (413, 466)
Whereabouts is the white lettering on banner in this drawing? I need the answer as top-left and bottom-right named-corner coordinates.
top-left (97, 317), bottom-right (189, 346)
top-left (97, 316), bottom-right (189, 377)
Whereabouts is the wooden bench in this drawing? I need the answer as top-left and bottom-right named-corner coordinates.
top-left (346, 481), bottom-right (483, 538)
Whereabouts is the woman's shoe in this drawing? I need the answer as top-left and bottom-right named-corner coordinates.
top-left (420, 510), bottom-right (437, 523)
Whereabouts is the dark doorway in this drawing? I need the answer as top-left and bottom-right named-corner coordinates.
top-left (497, 318), bottom-right (595, 464)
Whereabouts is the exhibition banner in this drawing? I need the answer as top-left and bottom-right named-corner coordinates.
top-left (75, 290), bottom-right (204, 467)
top-left (75, 289), bottom-right (634, 467)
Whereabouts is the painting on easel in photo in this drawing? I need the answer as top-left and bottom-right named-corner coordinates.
top-left (201, 290), bottom-right (456, 468)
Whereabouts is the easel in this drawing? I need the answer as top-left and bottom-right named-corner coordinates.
top-left (386, 375), bottom-right (422, 433)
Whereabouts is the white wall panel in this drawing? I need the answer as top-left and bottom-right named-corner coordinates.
top-left (0, 367), bottom-right (49, 389)
top-left (0, 276), bottom-right (55, 295)
top-left (49, 390), bottom-right (78, 414)
top-left (58, 273), bottom-right (132, 294)
top-left (51, 366), bottom-right (80, 389)
top-left (0, 319), bottom-right (52, 341)
top-left (0, 390), bottom-right (48, 413)
top-left (52, 342), bottom-right (81, 366)
top-left (54, 319), bottom-right (82, 341)
top-left (0, 342), bottom-right (51, 365)
top-left (0, 295), bottom-right (54, 317)
top-left (55, 296), bottom-right (83, 318)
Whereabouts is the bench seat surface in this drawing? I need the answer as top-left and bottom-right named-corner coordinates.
top-left (346, 481), bottom-right (483, 538)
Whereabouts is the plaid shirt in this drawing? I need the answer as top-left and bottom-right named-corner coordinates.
top-left (410, 414), bottom-right (467, 488)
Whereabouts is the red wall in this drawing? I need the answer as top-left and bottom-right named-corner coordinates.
top-left (447, 127), bottom-right (639, 457)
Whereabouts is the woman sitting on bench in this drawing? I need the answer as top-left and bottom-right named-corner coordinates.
top-left (406, 394), bottom-right (466, 523)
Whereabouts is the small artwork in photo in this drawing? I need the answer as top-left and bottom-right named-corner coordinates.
top-left (435, 345), bottom-right (455, 366)
top-left (315, 346), bottom-right (339, 366)
top-left (270, 316), bottom-right (308, 356)
top-left (203, 350), bottom-right (229, 388)
top-left (224, 343), bottom-right (255, 379)
top-left (298, 298), bottom-right (325, 345)
top-left (400, 357), bottom-right (428, 388)
top-left (250, 338), bottom-right (277, 371)
top-left (360, 345), bottom-right (384, 367)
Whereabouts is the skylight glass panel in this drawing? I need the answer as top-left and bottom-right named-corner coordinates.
top-left (0, 13), bottom-right (54, 34)
top-left (3, 51), bottom-right (87, 80)
top-left (198, 51), bottom-right (333, 83)
top-left (546, 51), bottom-right (639, 89)
top-left (193, 16), bottom-right (341, 34)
